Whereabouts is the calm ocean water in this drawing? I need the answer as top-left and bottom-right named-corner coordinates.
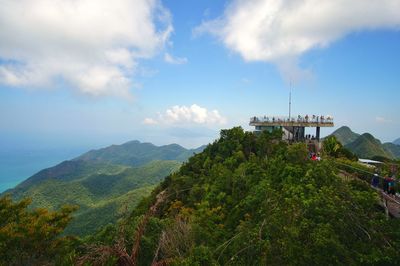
top-left (0, 148), bottom-right (85, 193)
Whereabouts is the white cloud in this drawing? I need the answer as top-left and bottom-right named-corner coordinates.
top-left (375, 116), bottom-right (393, 124)
top-left (196, 0), bottom-right (400, 81)
top-left (164, 53), bottom-right (188, 65)
top-left (0, 0), bottom-right (173, 98)
top-left (145, 104), bottom-right (227, 125)
top-left (143, 117), bottom-right (158, 125)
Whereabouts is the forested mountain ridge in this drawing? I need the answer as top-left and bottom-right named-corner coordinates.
top-left (2, 128), bottom-right (400, 265)
top-left (383, 142), bottom-right (400, 159)
top-left (4, 140), bottom-right (205, 235)
top-left (329, 126), bottom-right (360, 145)
top-left (80, 127), bottom-right (400, 265)
top-left (330, 126), bottom-right (400, 159)
top-left (345, 133), bottom-right (393, 159)
top-left (76, 140), bottom-right (206, 167)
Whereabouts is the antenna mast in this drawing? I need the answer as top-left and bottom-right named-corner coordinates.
top-left (289, 81), bottom-right (292, 120)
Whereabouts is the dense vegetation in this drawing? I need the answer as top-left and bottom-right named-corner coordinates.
top-left (2, 128), bottom-right (400, 265)
top-left (0, 196), bottom-right (78, 265)
top-left (4, 141), bottom-right (204, 236)
top-left (84, 127), bottom-right (400, 265)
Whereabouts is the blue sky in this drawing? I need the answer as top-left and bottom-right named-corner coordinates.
top-left (0, 0), bottom-right (400, 150)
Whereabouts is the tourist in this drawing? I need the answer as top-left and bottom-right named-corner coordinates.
top-left (383, 176), bottom-right (389, 193)
top-left (388, 176), bottom-right (396, 196)
top-left (371, 174), bottom-right (379, 188)
top-left (311, 153), bottom-right (318, 161)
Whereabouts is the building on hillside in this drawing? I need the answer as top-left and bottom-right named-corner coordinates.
top-left (249, 115), bottom-right (334, 152)
top-left (358, 158), bottom-right (383, 168)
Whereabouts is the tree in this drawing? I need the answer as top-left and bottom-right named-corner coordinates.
top-left (88, 128), bottom-right (400, 265)
top-left (0, 195), bottom-right (78, 265)
top-left (323, 135), bottom-right (342, 157)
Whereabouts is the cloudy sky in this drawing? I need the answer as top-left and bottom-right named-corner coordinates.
top-left (1, 0), bottom-right (399, 149)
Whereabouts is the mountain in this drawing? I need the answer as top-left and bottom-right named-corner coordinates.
top-left (76, 140), bottom-right (205, 167)
top-left (329, 126), bottom-right (400, 160)
top-left (96, 127), bottom-right (399, 265)
top-left (329, 126), bottom-right (360, 145)
top-left (383, 142), bottom-right (400, 159)
top-left (393, 138), bottom-right (400, 145)
top-left (5, 141), bottom-right (205, 235)
top-left (345, 133), bottom-right (392, 159)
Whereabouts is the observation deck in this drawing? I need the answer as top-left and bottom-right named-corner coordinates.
top-left (249, 115), bottom-right (334, 128)
top-left (249, 115), bottom-right (334, 145)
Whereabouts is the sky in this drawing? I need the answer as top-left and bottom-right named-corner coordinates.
top-left (1, 0), bottom-right (400, 150)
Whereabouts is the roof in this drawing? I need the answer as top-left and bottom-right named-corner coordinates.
top-left (358, 159), bottom-right (384, 164)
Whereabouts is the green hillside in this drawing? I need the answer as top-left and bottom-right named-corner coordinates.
top-left (383, 142), bottom-right (400, 159)
top-left (345, 133), bottom-right (392, 159)
top-left (3, 128), bottom-right (400, 265)
top-left (329, 126), bottom-right (360, 145)
top-left (8, 160), bottom-right (180, 235)
top-left (329, 126), bottom-right (400, 160)
top-left (76, 140), bottom-right (204, 167)
top-left (5, 141), bottom-right (205, 236)
top-left (86, 127), bottom-right (400, 265)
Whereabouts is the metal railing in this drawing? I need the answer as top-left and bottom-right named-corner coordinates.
top-left (250, 115), bottom-right (334, 124)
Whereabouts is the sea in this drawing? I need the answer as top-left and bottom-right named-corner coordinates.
top-left (0, 148), bottom-right (86, 193)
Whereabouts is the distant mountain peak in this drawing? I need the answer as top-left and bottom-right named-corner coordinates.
top-left (329, 126), bottom-right (360, 145)
top-left (360, 133), bottom-right (379, 142)
top-left (75, 140), bottom-right (205, 167)
top-left (393, 138), bottom-right (400, 145)
top-left (329, 126), bottom-right (399, 160)
top-left (346, 132), bottom-right (391, 159)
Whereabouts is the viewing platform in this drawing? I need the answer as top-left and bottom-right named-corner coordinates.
top-left (249, 115), bottom-right (334, 146)
top-left (249, 115), bottom-right (334, 127)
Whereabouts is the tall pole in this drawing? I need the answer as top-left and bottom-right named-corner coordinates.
top-left (289, 82), bottom-right (292, 120)
top-left (289, 81), bottom-right (292, 141)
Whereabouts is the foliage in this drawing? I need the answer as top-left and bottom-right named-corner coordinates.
top-left (7, 160), bottom-right (181, 236)
top-left (108, 127), bottom-right (400, 265)
top-left (0, 195), bottom-right (79, 265)
top-left (323, 135), bottom-right (357, 160)
top-left (4, 140), bottom-right (204, 236)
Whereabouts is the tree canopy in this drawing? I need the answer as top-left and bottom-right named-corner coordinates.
top-left (92, 127), bottom-right (400, 265)
top-left (0, 195), bottom-right (78, 265)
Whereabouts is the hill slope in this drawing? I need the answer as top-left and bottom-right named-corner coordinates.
top-left (5, 141), bottom-right (205, 235)
top-left (76, 140), bottom-right (204, 167)
top-left (383, 142), bottom-right (400, 159)
top-left (393, 138), bottom-right (400, 145)
top-left (345, 133), bottom-right (392, 159)
top-left (329, 126), bottom-right (360, 145)
top-left (329, 126), bottom-right (400, 160)
top-left (103, 127), bottom-right (400, 265)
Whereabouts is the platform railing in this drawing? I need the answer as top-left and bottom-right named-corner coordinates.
top-left (250, 115), bottom-right (334, 124)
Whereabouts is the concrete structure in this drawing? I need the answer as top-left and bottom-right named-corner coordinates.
top-left (249, 115), bottom-right (334, 144)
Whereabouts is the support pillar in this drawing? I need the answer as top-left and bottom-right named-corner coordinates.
top-left (316, 127), bottom-right (320, 141)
